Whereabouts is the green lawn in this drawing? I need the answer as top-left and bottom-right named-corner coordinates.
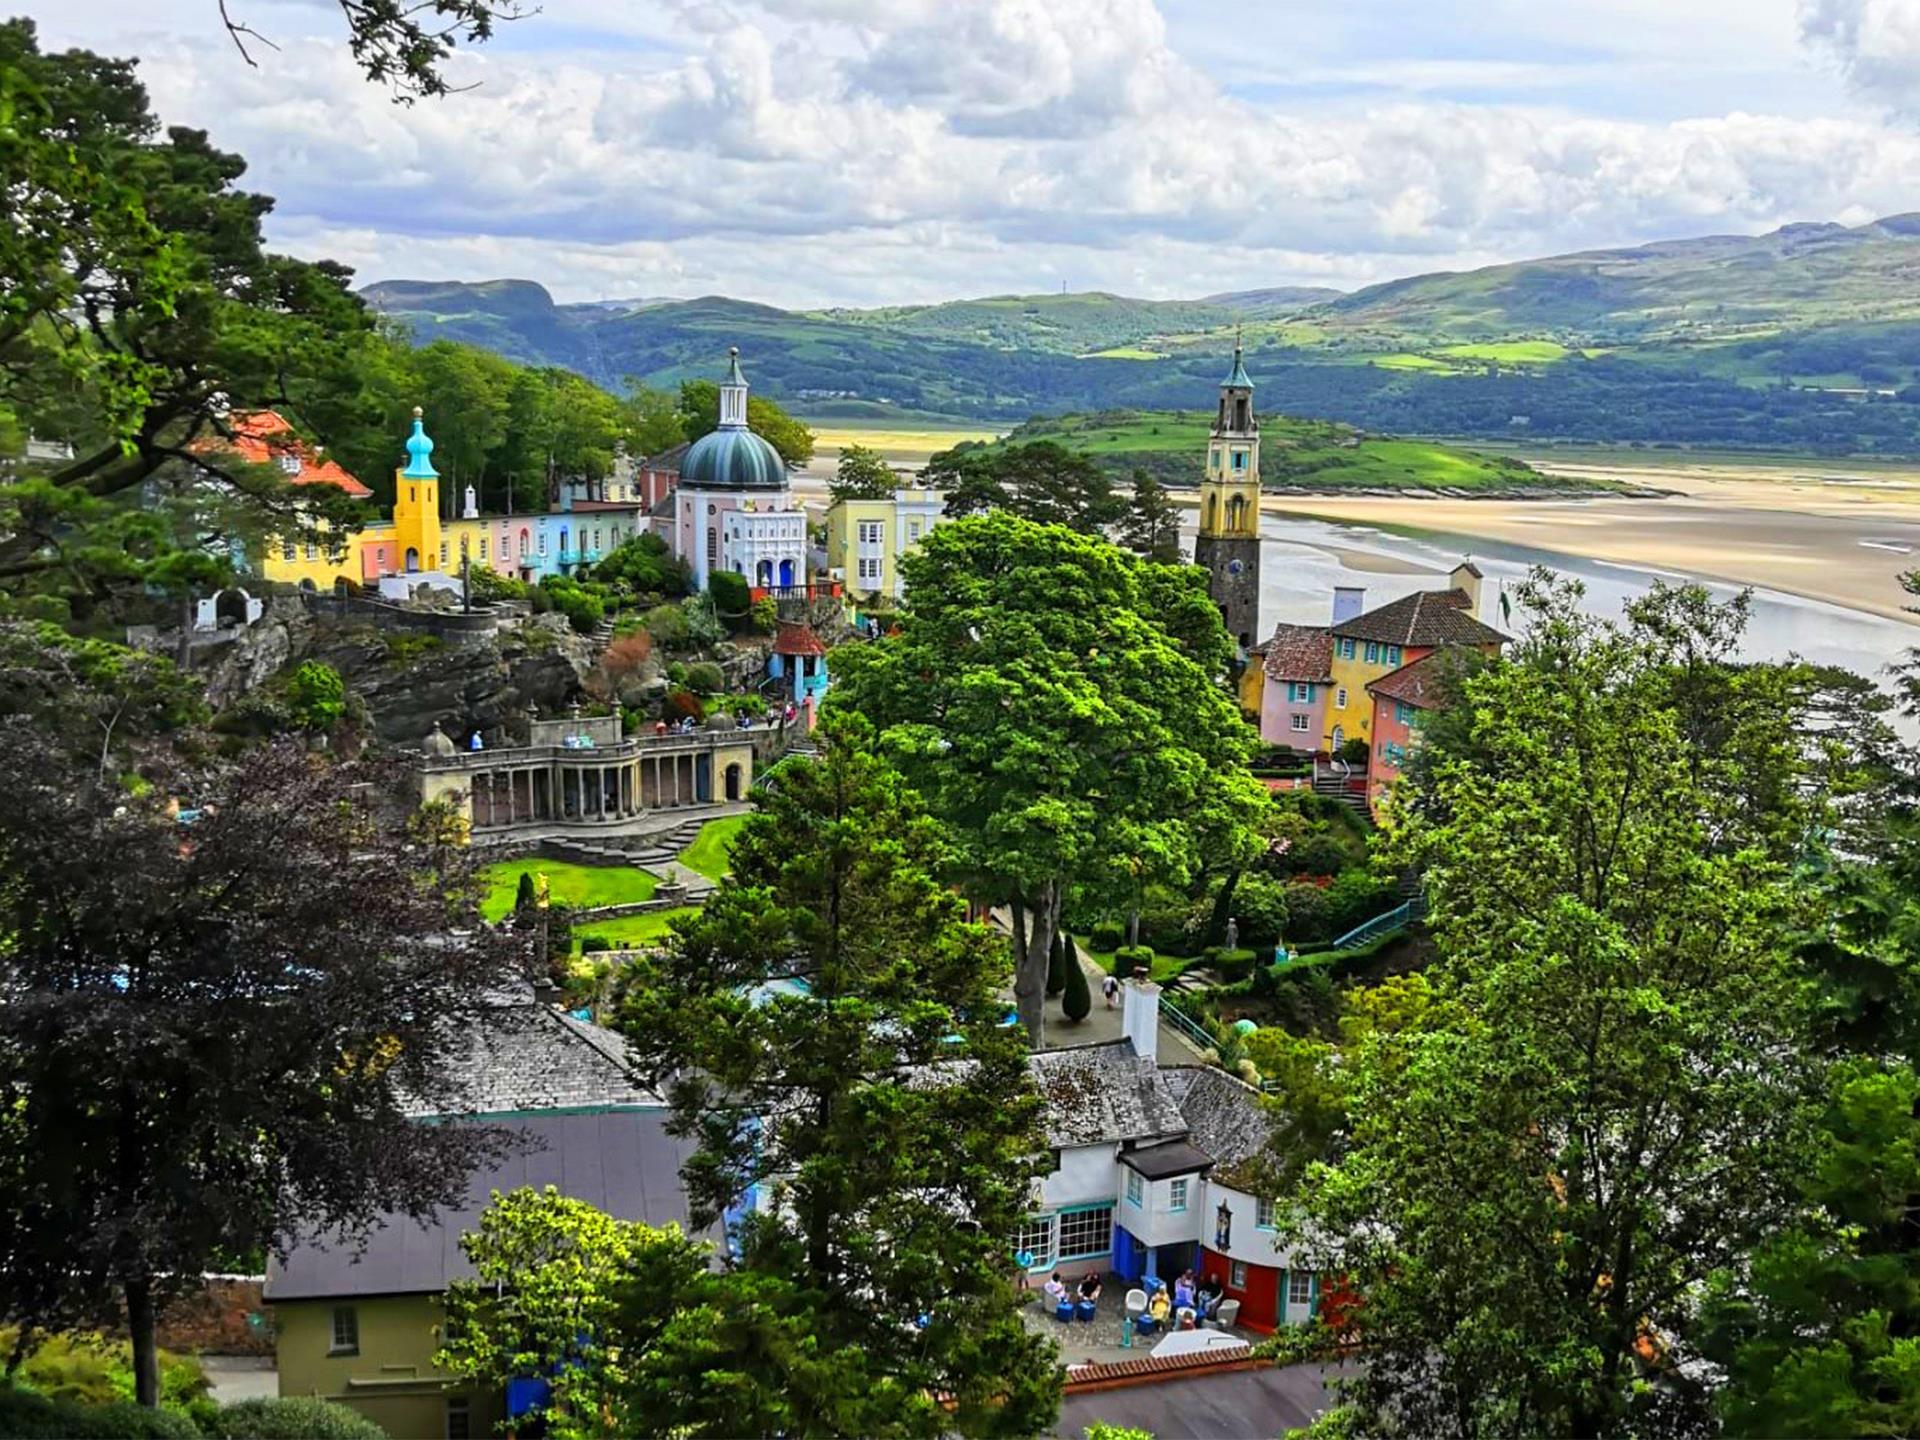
top-left (480, 859), bottom-right (658, 921)
top-left (576, 907), bottom-right (701, 951)
top-left (1079, 346), bottom-right (1165, 360)
top-left (1434, 339), bottom-right (1569, 363)
top-left (679, 815), bottom-right (749, 881)
top-left (1078, 939), bottom-right (1203, 984)
top-left (1370, 351), bottom-right (1456, 371)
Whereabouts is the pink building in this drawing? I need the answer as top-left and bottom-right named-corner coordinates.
top-left (1365, 651), bottom-right (1460, 815)
top-left (1258, 624), bottom-right (1334, 753)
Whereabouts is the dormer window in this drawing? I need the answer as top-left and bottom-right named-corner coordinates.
top-left (277, 452), bottom-right (302, 477)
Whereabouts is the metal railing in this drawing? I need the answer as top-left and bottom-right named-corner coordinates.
top-left (1157, 994), bottom-right (1217, 1056)
top-left (1327, 895), bottom-right (1428, 953)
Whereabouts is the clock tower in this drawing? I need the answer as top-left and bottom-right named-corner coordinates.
top-left (1193, 338), bottom-right (1262, 655)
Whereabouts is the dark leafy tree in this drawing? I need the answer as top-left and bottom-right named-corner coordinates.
top-left (923, 441), bottom-right (1122, 535)
top-left (829, 442), bottom-right (899, 501)
top-left (1120, 467), bottom-right (1182, 562)
top-left (1059, 945), bottom-right (1091, 1024)
top-left (0, 637), bottom-right (527, 1406)
top-left (676, 379), bottom-right (813, 468)
top-left (617, 716), bottom-right (1059, 1437)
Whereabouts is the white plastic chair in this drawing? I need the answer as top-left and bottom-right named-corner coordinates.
top-left (1215, 1298), bottom-right (1241, 1329)
top-left (1124, 1288), bottom-right (1148, 1319)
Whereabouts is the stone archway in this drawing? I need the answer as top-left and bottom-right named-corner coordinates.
top-left (725, 762), bottom-right (743, 801)
top-left (214, 587), bottom-right (250, 626)
top-left (404, 547), bottom-right (420, 573)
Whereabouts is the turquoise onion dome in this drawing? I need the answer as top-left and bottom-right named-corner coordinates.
top-left (403, 406), bottom-right (438, 479)
top-left (679, 348), bottom-right (789, 491)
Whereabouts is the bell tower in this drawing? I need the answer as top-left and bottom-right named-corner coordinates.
top-left (391, 406), bottom-right (442, 574)
top-left (1194, 336), bottom-right (1262, 655)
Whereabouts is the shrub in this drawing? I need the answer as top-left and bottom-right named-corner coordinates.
top-left (465, 565), bottom-right (526, 603)
top-left (1285, 834), bottom-right (1355, 879)
top-left (748, 595), bottom-right (778, 632)
top-left (664, 687), bottom-right (704, 722)
top-left (1281, 881), bottom-right (1334, 944)
top-left (0, 1388), bottom-right (202, 1440)
top-left (1089, 920), bottom-right (1124, 953)
top-left (682, 661), bottom-right (725, 695)
top-left (602, 631), bottom-right (653, 680)
top-left (1060, 945), bottom-right (1091, 1022)
top-left (708, 570), bottom-right (752, 623)
top-left (540, 577), bottom-right (605, 634)
top-left (641, 603), bottom-right (691, 649)
top-left (284, 660), bottom-right (346, 731)
top-left (1229, 871), bottom-right (1290, 950)
top-left (1113, 945), bottom-right (1153, 979)
top-left (1212, 948), bottom-right (1258, 983)
top-left (580, 935), bottom-right (611, 954)
top-left (1338, 737), bottom-right (1370, 766)
top-left (1324, 869), bottom-right (1394, 936)
top-left (210, 1397), bottom-right (387, 1440)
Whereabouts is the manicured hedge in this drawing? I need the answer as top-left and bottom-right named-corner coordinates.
top-left (0, 1388), bottom-right (201, 1440)
top-left (1113, 945), bottom-right (1153, 979)
top-left (209, 1397), bottom-right (387, 1440)
top-left (1089, 920), bottom-right (1125, 953)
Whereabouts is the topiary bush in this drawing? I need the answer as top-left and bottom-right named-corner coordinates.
top-left (210, 1397), bottom-right (387, 1440)
top-left (1113, 945), bottom-right (1153, 979)
top-left (0, 1387), bottom-right (202, 1440)
top-left (1045, 930), bottom-right (1068, 997)
top-left (1089, 920), bottom-right (1124, 953)
top-left (681, 661), bottom-right (725, 695)
top-left (1060, 945), bottom-right (1091, 1023)
top-left (708, 570), bottom-right (752, 624)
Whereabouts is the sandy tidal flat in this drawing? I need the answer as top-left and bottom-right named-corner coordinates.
top-left (1268, 461), bottom-right (1920, 625)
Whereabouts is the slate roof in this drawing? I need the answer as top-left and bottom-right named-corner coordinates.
top-left (1261, 624), bottom-right (1334, 682)
top-left (1366, 649), bottom-right (1466, 711)
top-left (1331, 587), bottom-right (1505, 648)
top-left (416, 1001), bottom-right (656, 1118)
top-left (1052, 1360), bottom-right (1342, 1438)
top-left (219, 410), bottom-right (373, 499)
top-left (264, 1108), bottom-right (696, 1301)
top-left (1119, 1138), bottom-right (1213, 1180)
top-left (1028, 1042), bottom-right (1188, 1149)
top-left (1163, 1066), bottom-right (1271, 1172)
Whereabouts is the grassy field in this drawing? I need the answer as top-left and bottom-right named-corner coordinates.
top-left (679, 815), bottom-right (750, 882)
top-left (1371, 352), bottom-right (1455, 371)
top-left (480, 859), bottom-right (658, 921)
top-left (576, 907), bottom-right (700, 951)
top-left (995, 410), bottom-right (1609, 493)
top-left (1435, 339), bottom-right (1569, 363)
top-left (1081, 346), bottom-right (1165, 360)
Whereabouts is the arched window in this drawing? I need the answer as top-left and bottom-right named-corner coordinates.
top-left (1204, 495), bottom-right (1217, 531)
top-left (1226, 495), bottom-right (1245, 530)
top-left (404, 548), bottom-right (420, 573)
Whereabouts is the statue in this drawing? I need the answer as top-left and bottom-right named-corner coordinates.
top-left (1224, 917), bottom-right (1239, 951)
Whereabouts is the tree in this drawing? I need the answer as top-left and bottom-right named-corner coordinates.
top-left (616, 716), bottom-right (1059, 1436)
top-left (1120, 468), bottom-right (1181, 563)
top-left (0, 686), bottom-right (527, 1406)
top-left (1060, 945), bottom-right (1091, 1023)
top-left (922, 442), bottom-right (1122, 535)
top-left (1285, 575), bottom-right (1844, 1437)
top-left (828, 513), bottom-right (1267, 1045)
top-left (1045, 929), bottom-right (1069, 997)
top-left (676, 379), bottom-right (814, 468)
top-left (619, 382), bottom-right (685, 458)
top-left (439, 1187), bottom-right (708, 1440)
top-left (283, 659), bottom-right (346, 731)
top-left (830, 443), bottom-right (899, 501)
top-left (217, 0), bottom-right (531, 101)
top-left (514, 870), bottom-right (538, 916)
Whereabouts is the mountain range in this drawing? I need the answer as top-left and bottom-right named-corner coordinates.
top-left (362, 215), bottom-right (1920, 454)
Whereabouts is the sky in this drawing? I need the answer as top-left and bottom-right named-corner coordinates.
top-left (36, 0), bottom-right (1920, 308)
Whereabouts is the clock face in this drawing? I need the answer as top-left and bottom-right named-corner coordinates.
top-left (1228, 559), bottom-right (1245, 576)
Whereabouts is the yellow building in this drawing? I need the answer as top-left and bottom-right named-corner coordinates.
top-left (823, 486), bottom-right (945, 601)
top-left (1193, 340), bottom-right (1263, 655)
top-left (1322, 564), bottom-right (1500, 752)
top-left (254, 408), bottom-right (652, 595)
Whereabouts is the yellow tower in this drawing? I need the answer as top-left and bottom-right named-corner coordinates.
top-left (390, 406), bottom-right (442, 574)
top-left (1194, 337), bottom-right (1262, 653)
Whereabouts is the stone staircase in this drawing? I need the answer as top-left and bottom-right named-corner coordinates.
top-left (1311, 761), bottom-right (1370, 817)
top-left (615, 817), bottom-right (710, 869)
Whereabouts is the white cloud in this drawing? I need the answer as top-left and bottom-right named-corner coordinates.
top-left (41, 0), bottom-right (1920, 306)
top-left (1802, 0), bottom-right (1920, 112)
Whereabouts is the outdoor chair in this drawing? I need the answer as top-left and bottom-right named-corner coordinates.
top-left (1215, 1298), bottom-right (1240, 1329)
top-left (1124, 1288), bottom-right (1148, 1323)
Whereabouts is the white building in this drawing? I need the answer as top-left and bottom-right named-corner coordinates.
top-left (668, 349), bottom-right (807, 593)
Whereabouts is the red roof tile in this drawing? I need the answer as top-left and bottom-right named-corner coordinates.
top-left (1366, 649), bottom-right (1472, 710)
top-left (1261, 624), bottom-right (1333, 682)
top-left (1063, 1345), bottom-right (1264, 1393)
top-left (1333, 587), bottom-right (1505, 648)
top-left (218, 411), bottom-right (372, 499)
top-left (773, 621), bottom-right (825, 657)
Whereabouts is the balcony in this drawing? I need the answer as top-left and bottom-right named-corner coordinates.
top-left (558, 548), bottom-right (580, 566)
top-left (582, 548), bottom-right (602, 564)
top-left (749, 580), bottom-right (843, 603)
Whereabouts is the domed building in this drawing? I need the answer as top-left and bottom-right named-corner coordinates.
top-left (669, 349), bottom-right (806, 593)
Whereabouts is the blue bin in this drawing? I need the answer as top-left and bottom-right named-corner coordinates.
top-left (1054, 1301), bottom-right (1075, 1323)
top-left (1076, 1300), bottom-right (1097, 1323)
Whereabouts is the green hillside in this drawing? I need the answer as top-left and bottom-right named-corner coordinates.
top-left (360, 217), bottom-right (1920, 454)
top-left (995, 411), bottom-right (1607, 493)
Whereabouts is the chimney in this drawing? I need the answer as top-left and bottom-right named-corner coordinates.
top-left (1332, 586), bottom-right (1366, 626)
top-left (1122, 978), bottom-right (1161, 1065)
top-left (1449, 561), bottom-right (1484, 613)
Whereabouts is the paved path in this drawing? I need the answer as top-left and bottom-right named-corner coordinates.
top-left (987, 911), bottom-right (1207, 1060)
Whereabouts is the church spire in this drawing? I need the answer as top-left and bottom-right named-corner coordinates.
top-left (718, 347), bottom-right (749, 430)
top-left (1223, 325), bottom-right (1252, 391)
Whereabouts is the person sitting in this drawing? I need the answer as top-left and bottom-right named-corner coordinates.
top-left (1042, 1272), bottom-right (1068, 1306)
top-left (1146, 1287), bottom-right (1171, 1328)
top-left (1173, 1272), bottom-right (1196, 1311)
top-left (1078, 1272), bottom-right (1103, 1304)
top-left (1196, 1273), bottom-right (1224, 1320)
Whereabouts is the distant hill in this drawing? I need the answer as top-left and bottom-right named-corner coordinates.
top-left (1317, 215), bottom-right (1920, 340)
top-left (361, 217), bottom-right (1920, 454)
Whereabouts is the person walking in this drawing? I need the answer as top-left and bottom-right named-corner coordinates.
top-left (1102, 973), bottom-right (1120, 1008)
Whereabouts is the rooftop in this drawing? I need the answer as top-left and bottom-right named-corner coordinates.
top-left (1367, 649), bottom-right (1471, 711)
top-left (1162, 1065), bottom-right (1271, 1174)
top-left (1332, 587), bottom-right (1506, 648)
top-left (1028, 1041), bottom-right (1188, 1148)
top-left (421, 995), bottom-right (658, 1118)
top-left (773, 620), bottom-right (826, 657)
top-left (1261, 624), bottom-right (1334, 682)
top-left (1119, 1138), bottom-right (1213, 1180)
top-left (219, 411), bottom-right (372, 499)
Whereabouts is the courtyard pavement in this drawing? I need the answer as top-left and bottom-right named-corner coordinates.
top-left (1018, 1292), bottom-right (1251, 1366)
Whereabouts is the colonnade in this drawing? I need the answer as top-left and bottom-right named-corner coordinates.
top-left (466, 752), bottom-right (715, 830)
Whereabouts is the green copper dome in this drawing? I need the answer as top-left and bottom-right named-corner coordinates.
top-left (680, 347), bottom-right (789, 490)
top-left (1222, 344), bottom-right (1253, 391)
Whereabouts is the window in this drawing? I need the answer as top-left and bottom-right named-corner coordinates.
top-left (1126, 1170), bottom-right (1144, 1208)
top-left (1013, 1216), bottom-right (1054, 1271)
top-left (1289, 682), bottom-right (1311, 704)
top-left (1336, 686), bottom-right (1348, 709)
top-left (1256, 1197), bottom-right (1275, 1229)
top-left (445, 1397), bottom-right (472, 1440)
top-left (857, 556), bottom-right (882, 584)
top-left (282, 539), bottom-right (296, 561)
top-left (304, 543), bottom-right (317, 561)
top-left (329, 1306), bottom-right (359, 1355)
top-left (857, 520), bottom-right (883, 546)
top-left (707, 529), bottom-right (718, 563)
top-left (907, 520), bottom-right (922, 543)
top-left (1389, 645), bottom-right (1403, 666)
top-left (1230, 1260), bottom-right (1248, 1288)
top-left (1290, 714), bottom-right (1310, 733)
top-left (1057, 1205), bottom-right (1114, 1261)
top-left (439, 541), bottom-right (449, 567)
top-left (1289, 1270), bottom-right (1314, 1307)
top-left (1209, 445), bottom-right (1221, 470)
top-left (1232, 450), bottom-right (1246, 471)
top-left (1337, 638), bottom-right (1355, 660)
top-left (539, 533), bottom-right (549, 557)
top-left (1364, 641), bottom-right (1379, 664)
top-left (277, 452), bottom-right (302, 476)
top-left (1396, 701), bottom-right (1414, 725)
top-left (1169, 1178), bottom-right (1189, 1212)
top-left (593, 528), bottom-right (601, 549)
top-left (479, 537), bottom-right (488, 561)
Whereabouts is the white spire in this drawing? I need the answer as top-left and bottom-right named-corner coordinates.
top-left (719, 346), bottom-right (749, 430)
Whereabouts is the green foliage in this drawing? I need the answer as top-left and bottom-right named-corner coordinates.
top-left (1083, 1426), bottom-right (1155, 1440)
top-left (680, 661), bottom-right (724, 695)
top-left (439, 1187), bottom-right (708, 1440)
top-left (283, 661), bottom-right (345, 732)
top-left (1045, 930), bottom-right (1068, 997)
top-left (0, 1332), bottom-right (205, 1412)
top-left (1283, 574), bottom-right (1858, 1437)
top-left (926, 441), bottom-right (1124, 533)
top-left (590, 533), bottom-right (688, 600)
top-left (1113, 945), bottom-right (1153, 979)
top-left (639, 602), bottom-right (691, 649)
top-left (614, 717), bottom-right (1060, 1436)
top-left (207, 1397), bottom-right (387, 1440)
top-left (1221, 870), bottom-right (1290, 950)
top-left (1336, 736), bottom-right (1370, 766)
top-left (1089, 919), bottom-right (1124, 952)
top-left (464, 562), bottom-right (526, 603)
top-left (515, 870), bottom-right (538, 914)
top-left (539, 575), bottom-right (604, 634)
top-left (1119, 468), bottom-right (1181, 562)
top-left (1060, 944), bottom-right (1091, 1023)
top-left (829, 442), bottom-right (899, 501)
top-left (828, 512), bottom-right (1268, 1044)
top-left (0, 1388), bottom-right (200, 1439)
top-left (707, 570), bottom-right (751, 624)
top-left (748, 594), bottom-right (778, 633)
